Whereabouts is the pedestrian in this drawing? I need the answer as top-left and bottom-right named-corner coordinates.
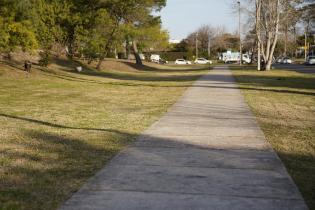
top-left (24, 60), bottom-right (32, 73)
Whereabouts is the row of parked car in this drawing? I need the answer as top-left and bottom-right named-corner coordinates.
top-left (150, 54), bottom-right (315, 66)
top-left (150, 54), bottom-right (212, 65)
top-left (306, 56), bottom-right (315, 65)
top-left (175, 58), bottom-right (213, 65)
top-left (276, 56), bottom-right (315, 65)
top-left (276, 57), bottom-right (293, 64)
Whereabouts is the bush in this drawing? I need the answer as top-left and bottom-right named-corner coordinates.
top-left (39, 51), bottom-right (51, 67)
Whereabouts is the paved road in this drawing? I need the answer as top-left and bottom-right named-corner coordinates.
top-left (60, 65), bottom-right (308, 210)
top-left (273, 63), bottom-right (315, 74)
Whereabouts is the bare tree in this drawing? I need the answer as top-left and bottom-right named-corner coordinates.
top-left (186, 25), bottom-right (217, 58)
top-left (186, 25), bottom-right (241, 58)
top-left (255, 0), bottom-right (281, 70)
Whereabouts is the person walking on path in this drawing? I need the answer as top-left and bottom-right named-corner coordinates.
top-left (24, 60), bottom-right (32, 73)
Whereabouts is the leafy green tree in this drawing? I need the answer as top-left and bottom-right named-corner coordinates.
top-left (75, 8), bottom-right (119, 68)
top-left (0, 0), bottom-right (38, 57)
top-left (103, 0), bottom-right (167, 65)
top-left (32, 0), bottom-right (72, 65)
top-left (0, 0), bottom-right (168, 68)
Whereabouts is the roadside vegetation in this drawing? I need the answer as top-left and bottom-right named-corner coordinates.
top-left (0, 59), bottom-right (208, 210)
top-left (231, 66), bottom-right (315, 209)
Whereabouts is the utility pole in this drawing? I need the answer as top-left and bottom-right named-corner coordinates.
top-left (257, 41), bottom-right (261, 71)
top-left (284, 22), bottom-right (288, 57)
top-left (256, 0), bottom-right (261, 71)
top-left (238, 1), bottom-right (242, 66)
top-left (284, 3), bottom-right (289, 57)
top-left (305, 32), bottom-right (307, 61)
top-left (208, 36), bottom-right (211, 58)
top-left (196, 32), bottom-right (199, 59)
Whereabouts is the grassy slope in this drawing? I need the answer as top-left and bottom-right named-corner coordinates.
top-left (0, 59), bottom-right (209, 210)
top-left (231, 66), bottom-right (315, 209)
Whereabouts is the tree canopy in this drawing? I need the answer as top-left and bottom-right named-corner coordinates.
top-left (0, 0), bottom-right (168, 66)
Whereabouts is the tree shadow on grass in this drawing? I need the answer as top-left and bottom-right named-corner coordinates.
top-left (118, 60), bottom-right (210, 73)
top-left (40, 68), bottom-right (315, 96)
top-left (2, 128), bottom-right (313, 209)
top-left (1, 58), bottom-right (208, 85)
top-left (219, 67), bottom-right (315, 96)
top-left (0, 113), bottom-right (128, 135)
top-left (37, 69), bottom-right (202, 88)
top-left (1, 60), bottom-right (26, 72)
top-left (1, 129), bottom-right (135, 210)
top-left (276, 151), bottom-right (315, 209)
top-left (1, 112), bottom-right (136, 209)
top-left (52, 58), bottom-right (208, 82)
top-left (232, 74), bottom-right (315, 91)
top-left (192, 72), bottom-right (315, 96)
top-left (1, 113), bottom-right (313, 209)
top-left (74, 67), bottom-right (206, 83)
top-left (29, 59), bottom-right (206, 87)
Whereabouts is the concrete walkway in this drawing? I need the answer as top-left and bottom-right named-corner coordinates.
top-left (60, 65), bottom-right (308, 210)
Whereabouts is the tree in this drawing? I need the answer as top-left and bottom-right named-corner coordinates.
top-left (33, 0), bottom-right (72, 65)
top-left (0, 0), bottom-right (38, 58)
top-left (255, 0), bottom-right (281, 70)
top-left (0, 0), bottom-right (168, 68)
top-left (301, 1), bottom-right (315, 33)
top-left (280, 0), bottom-right (301, 57)
top-left (75, 8), bottom-right (119, 68)
top-left (136, 25), bottom-right (169, 53)
top-left (185, 25), bottom-right (239, 59)
top-left (103, 0), bottom-right (166, 65)
top-left (186, 25), bottom-right (216, 59)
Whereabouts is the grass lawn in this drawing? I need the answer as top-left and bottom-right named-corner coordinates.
top-left (231, 66), bottom-right (315, 209)
top-left (0, 59), bottom-right (209, 210)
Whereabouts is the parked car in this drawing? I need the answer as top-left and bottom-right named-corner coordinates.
top-left (306, 56), bottom-right (315, 65)
top-left (194, 58), bottom-right (212, 64)
top-left (158, 59), bottom-right (168, 64)
top-left (150, 54), bottom-right (161, 63)
top-left (276, 57), bottom-right (284, 63)
top-left (175, 59), bottom-right (191, 65)
top-left (276, 57), bottom-right (292, 64)
top-left (282, 57), bottom-right (292, 64)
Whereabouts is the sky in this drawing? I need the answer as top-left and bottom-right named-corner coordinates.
top-left (158, 0), bottom-right (238, 40)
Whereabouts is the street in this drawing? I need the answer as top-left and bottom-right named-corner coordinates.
top-left (273, 64), bottom-right (315, 74)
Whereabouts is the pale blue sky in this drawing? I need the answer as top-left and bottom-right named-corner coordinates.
top-left (159, 0), bottom-right (238, 40)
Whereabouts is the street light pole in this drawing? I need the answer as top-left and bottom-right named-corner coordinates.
top-left (238, 1), bottom-right (242, 66)
top-left (196, 32), bottom-right (199, 59)
top-left (208, 36), bottom-right (211, 58)
top-left (305, 32), bottom-right (307, 61)
top-left (256, 0), bottom-right (261, 71)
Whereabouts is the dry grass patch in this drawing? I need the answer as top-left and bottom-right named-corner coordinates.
top-left (231, 66), bottom-right (315, 209)
top-left (0, 59), bottom-right (208, 210)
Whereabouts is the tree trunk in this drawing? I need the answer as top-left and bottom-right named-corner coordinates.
top-left (7, 52), bottom-right (12, 60)
top-left (284, 22), bottom-right (288, 56)
top-left (250, 40), bottom-right (257, 65)
top-left (255, 0), bottom-right (280, 71)
top-left (256, 0), bottom-right (262, 70)
top-left (97, 57), bottom-right (104, 70)
top-left (265, 60), bottom-right (272, 71)
top-left (126, 37), bottom-right (130, 59)
top-left (132, 40), bottom-right (142, 65)
top-left (257, 41), bottom-right (261, 70)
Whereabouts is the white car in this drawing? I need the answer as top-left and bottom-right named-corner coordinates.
top-left (282, 57), bottom-right (292, 64)
top-left (276, 57), bottom-right (284, 63)
top-left (194, 58), bottom-right (212, 64)
top-left (175, 59), bottom-right (191, 65)
top-left (150, 54), bottom-right (161, 63)
top-left (307, 56), bottom-right (315, 65)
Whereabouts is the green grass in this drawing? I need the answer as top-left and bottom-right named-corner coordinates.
top-left (0, 59), bottom-right (209, 210)
top-left (231, 66), bottom-right (315, 209)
